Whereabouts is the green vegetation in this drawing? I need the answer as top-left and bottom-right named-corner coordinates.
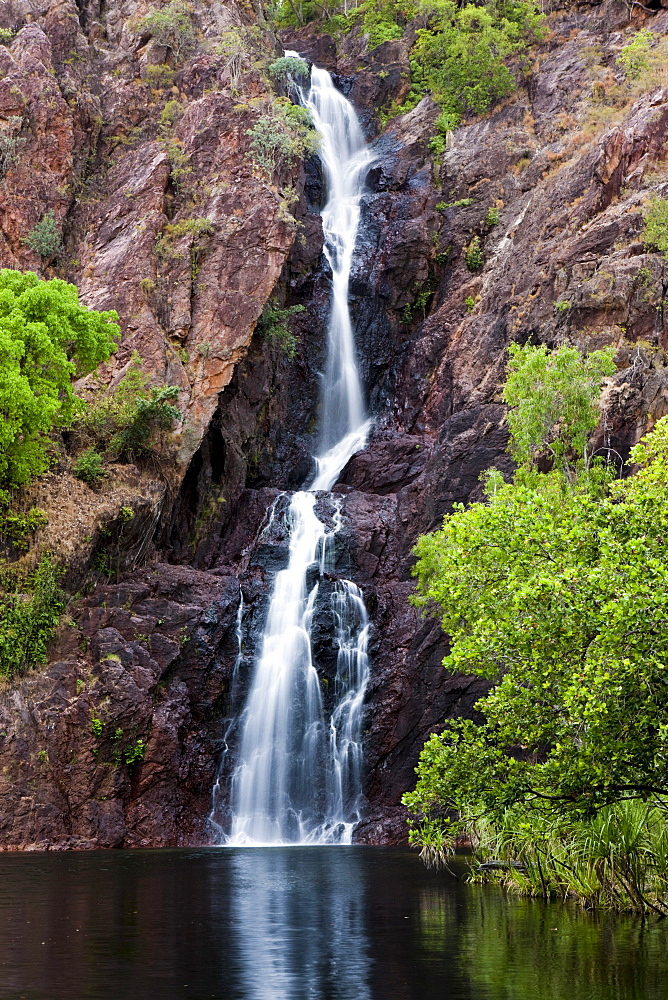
top-left (74, 351), bottom-right (182, 463)
top-left (0, 116), bottom-right (25, 178)
top-left (216, 26), bottom-right (268, 95)
top-left (468, 801), bottom-right (668, 914)
top-left (137, 1), bottom-right (195, 61)
top-left (355, 0), bottom-right (406, 48)
top-left (642, 197), bottom-right (668, 258)
top-left (155, 216), bottom-right (212, 250)
top-left (155, 217), bottom-right (213, 281)
top-left (268, 56), bottom-right (310, 81)
top-left (616, 28), bottom-right (653, 80)
top-left (22, 210), bottom-right (63, 259)
top-left (405, 0), bottom-right (545, 123)
top-left (257, 300), bottom-right (305, 358)
top-left (436, 197), bottom-right (472, 211)
top-left (503, 343), bottom-right (615, 475)
top-left (0, 491), bottom-right (48, 550)
top-left (158, 98), bottom-right (183, 133)
top-left (403, 343), bottom-right (668, 913)
top-left (0, 556), bottom-right (65, 678)
top-left (270, 0), bottom-right (544, 146)
top-left (246, 99), bottom-right (319, 176)
top-left (143, 62), bottom-right (176, 89)
top-left (0, 270), bottom-right (119, 487)
top-left (73, 448), bottom-right (107, 487)
top-left (402, 281), bottom-right (433, 323)
top-left (463, 235), bottom-right (483, 271)
top-left (485, 206), bottom-right (499, 226)
top-left (124, 739), bottom-right (146, 765)
top-left (160, 135), bottom-right (191, 189)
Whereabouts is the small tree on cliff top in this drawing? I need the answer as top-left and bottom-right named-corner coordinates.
top-left (0, 270), bottom-right (119, 486)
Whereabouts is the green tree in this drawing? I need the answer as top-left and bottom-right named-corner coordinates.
top-left (616, 28), bottom-right (653, 80)
top-left (137, 1), bottom-right (195, 61)
top-left (268, 56), bottom-right (310, 81)
top-left (405, 0), bottom-right (545, 121)
top-left (22, 210), bottom-right (62, 259)
top-left (73, 351), bottom-right (182, 461)
top-left (0, 270), bottom-right (119, 486)
top-left (246, 98), bottom-right (319, 176)
top-left (257, 300), bottom-right (305, 358)
top-left (0, 556), bottom-right (65, 677)
top-left (407, 430), bottom-right (668, 815)
top-left (404, 345), bottom-right (668, 910)
top-left (503, 342), bottom-right (616, 476)
top-left (643, 197), bottom-right (668, 258)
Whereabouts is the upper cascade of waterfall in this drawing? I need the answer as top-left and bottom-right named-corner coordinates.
top-left (289, 55), bottom-right (373, 491)
top-left (220, 60), bottom-right (372, 846)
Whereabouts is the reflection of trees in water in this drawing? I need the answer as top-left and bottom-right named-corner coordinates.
top-left (416, 879), bottom-right (668, 1000)
top-left (418, 887), bottom-right (457, 955)
top-left (227, 848), bottom-right (372, 1000)
top-left (0, 850), bottom-right (667, 999)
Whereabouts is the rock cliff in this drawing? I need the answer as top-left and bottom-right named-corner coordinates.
top-left (0, 0), bottom-right (667, 847)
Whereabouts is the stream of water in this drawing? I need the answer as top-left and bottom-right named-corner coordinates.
top-left (224, 63), bottom-right (373, 845)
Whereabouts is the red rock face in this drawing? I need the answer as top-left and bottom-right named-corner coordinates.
top-left (1, 2), bottom-right (668, 848)
top-left (0, 0), bottom-right (299, 487)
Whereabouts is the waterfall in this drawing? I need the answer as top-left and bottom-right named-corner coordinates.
top-left (223, 62), bottom-right (372, 846)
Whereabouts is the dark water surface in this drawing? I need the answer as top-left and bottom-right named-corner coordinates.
top-left (0, 847), bottom-right (665, 1000)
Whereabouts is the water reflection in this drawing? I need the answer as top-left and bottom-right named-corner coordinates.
top-left (225, 849), bottom-right (370, 1000)
top-left (0, 848), bottom-right (665, 999)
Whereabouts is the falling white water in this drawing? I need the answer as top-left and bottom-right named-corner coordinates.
top-left (224, 61), bottom-right (372, 846)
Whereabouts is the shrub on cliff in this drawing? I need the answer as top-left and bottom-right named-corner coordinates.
top-left (257, 300), bottom-right (305, 358)
top-left (268, 56), bottom-right (310, 81)
top-left (0, 491), bottom-right (48, 551)
top-left (246, 98), bottom-right (319, 176)
top-left (643, 197), bottom-right (668, 258)
top-left (0, 115), bottom-right (26, 179)
top-left (403, 0), bottom-right (545, 121)
top-left (22, 211), bottom-right (62, 260)
top-left (0, 556), bottom-right (65, 678)
top-left (137, 1), bottom-right (195, 62)
top-left (0, 270), bottom-right (119, 487)
top-left (73, 351), bottom-right (182, 462)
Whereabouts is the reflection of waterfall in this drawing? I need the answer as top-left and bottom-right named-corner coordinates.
top-left (222, 63), bottom-right (373, 845)
top-left (228, 849), bottom-right (372, 1000)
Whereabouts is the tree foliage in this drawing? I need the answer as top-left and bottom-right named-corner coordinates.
top-left (406, 0), bottom-right (545, 121)
top-left (268, 56), bottom-right (310, 81)
top-left (503, 343), bottom-right (615, 476)
top-left (404, 344), bottom-right (668, 910)
top-left (246, 98), bottom-right (318, 176)
top-left (269, 0), bottom-right (544, 122)
top-left (257, 300), bottom-right (305, 358)
top-left (137, 1), bottom-right (195, 61)
top-left (616, 28), bottom-right (653, 80)
top-left (73, 351), bottom-right (182, 462)
top-left (0, 270), bottom-right (119, 487)
top-left (643, 197), bottom-right (668, 259)
top-left (0, 556), bottom-right (65, 678)
top-left (22, 210), bottom-right (62, 259)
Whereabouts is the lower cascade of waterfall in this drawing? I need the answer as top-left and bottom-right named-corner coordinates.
top-left (211, 61), bottom-right (373, 846)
